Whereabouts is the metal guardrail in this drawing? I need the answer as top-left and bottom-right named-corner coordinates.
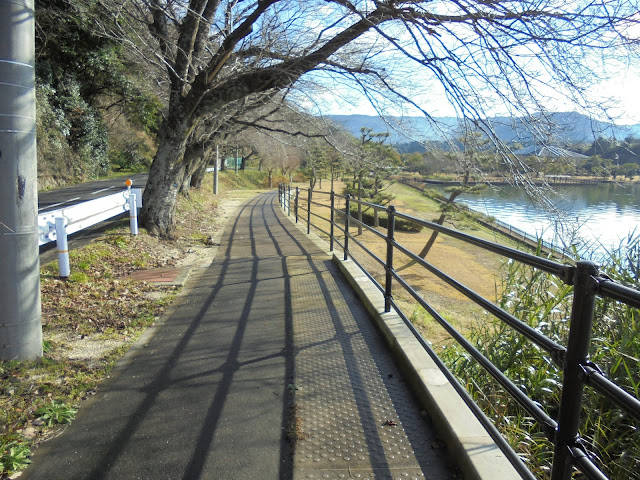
top-left (278, 184), bottom-right (640, 480)
top-left (39, 187), bottom-right (142, 277)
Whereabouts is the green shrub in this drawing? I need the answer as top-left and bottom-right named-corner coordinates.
top-left (440, 235), bottom-right (640, 479)
top-left (35, 400), bottom-right (77, 427)
top-left (0, 439), bottom-right (31, 475)
top-left (109, 138), bottom-right (153, 172)
top-left (36, 76), bottom-right (109, 181)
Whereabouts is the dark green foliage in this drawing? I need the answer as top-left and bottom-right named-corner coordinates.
top-left (586, 136), bottom-right (640, 165)
top-left (34, 0), bottom-right (162, 184)
top-left (0, 438), bottom-right (31, 475)
top-left (109, 138), bottom-right (154, 173)
top-left (36, 86), bottom-right (78, 186)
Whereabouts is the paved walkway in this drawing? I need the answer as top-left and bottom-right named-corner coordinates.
top-left (23, 192), bottom-right (453, 480)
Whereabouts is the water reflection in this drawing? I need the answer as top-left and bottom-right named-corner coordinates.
top-left (440, 183), bottom-right (640, 258)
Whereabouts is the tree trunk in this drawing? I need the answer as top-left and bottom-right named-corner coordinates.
top-left (140, 123), bottom-right (189, 237)
top-left (397, 189), bottom-right (462, 271)
top-left (373, 179), bottom-right (380, 227)
top-left (331, 166), bottom-right (334, 192)
top-left (191, 158), bottom-right (209, 189)
top-left (179, 144), bottom-right (204, 195)
top-left (181, 174), bottom-right (192, 196)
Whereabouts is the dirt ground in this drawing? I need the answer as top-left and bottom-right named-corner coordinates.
top-left (33, 188), bottom-right (266, 382)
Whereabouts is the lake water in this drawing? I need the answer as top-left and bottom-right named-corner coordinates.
top-left (438, 182), bottom-right (640, 259)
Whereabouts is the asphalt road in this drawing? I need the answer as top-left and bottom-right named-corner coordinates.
top-left (38, 173), bottom-right (148, 213)
top-left (25, 192), bottom-right (455, 480)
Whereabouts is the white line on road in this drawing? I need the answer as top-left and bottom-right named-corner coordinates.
top-left (91, 186), bottom-right (116, 195)
top-left (38, 197), bottom-right (81, 212)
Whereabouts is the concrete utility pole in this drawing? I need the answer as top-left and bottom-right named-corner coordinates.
top-left (0, 0), bottom-right (43, 360)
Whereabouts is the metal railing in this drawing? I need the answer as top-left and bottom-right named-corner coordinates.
top-left (39, 186), bottom-right (142, 277)
top-left (278, 184), bottom-right (640, 480)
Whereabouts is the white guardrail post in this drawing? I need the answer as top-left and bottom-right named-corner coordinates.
top-left (55, 217), bottom-right (70, 278)
top-left (125, 178), bottom-right (138, 235)
top-left (129, 193), bottom-right (138, 235)
top-left (39, 183), bottom-right (143, 277)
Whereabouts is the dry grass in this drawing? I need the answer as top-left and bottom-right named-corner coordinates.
top-left (302, 181), bottom-right (522, 347)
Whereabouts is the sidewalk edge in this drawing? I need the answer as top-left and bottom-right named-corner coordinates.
top-left (281, 206), bottom-right (524, 480)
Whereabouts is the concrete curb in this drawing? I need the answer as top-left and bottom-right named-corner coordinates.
top-left (281, 206), bottom-right (523, 480)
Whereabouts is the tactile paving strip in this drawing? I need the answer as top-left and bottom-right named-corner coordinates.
top-left (288, 256), bottom-right (454, 480)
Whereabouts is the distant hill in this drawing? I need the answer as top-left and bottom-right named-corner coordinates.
top-left (327, 112), bottom-right (640, 147)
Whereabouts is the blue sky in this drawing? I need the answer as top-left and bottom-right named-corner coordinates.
top-left (289, 2), bottom-right (640, 126)
top-left (303, 65), bottom-right (640, 125)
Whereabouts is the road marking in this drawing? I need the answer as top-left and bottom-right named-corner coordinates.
top-left (91, 186), bottom-right (116, 194)
top-left (38, 197), bottom-right (81, 212)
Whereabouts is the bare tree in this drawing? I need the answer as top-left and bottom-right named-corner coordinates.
top-left (246, 129), bottom-right (287, 188)
top-left (98, 0), bottom-right (639, 237)
top-left (399, 126), bottom-right (491, 270)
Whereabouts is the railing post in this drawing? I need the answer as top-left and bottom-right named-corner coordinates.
top-left (128, 193), bottom-right (138, 235)
top-left (307, 188), bottom-right (312, 235)
top-left (329, 191), bottom-right (335, 252)
top-left (551, 261), bottom-right (599, 480)
top-left (344, 194), bottom-right (350, 261)
top-left (384, 205), bottom-right (396, 312)
top-left (295, 187), bottom-right (299, 223)
top-left (55, 217), bottom-right (70, 278)
top-left (278, 184), bottom-right (282, 206)
top-left (287, 184), bottom-right (291, 216)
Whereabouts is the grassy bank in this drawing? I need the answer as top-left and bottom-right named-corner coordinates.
top-left (313, 181), bottom-right (524, 346)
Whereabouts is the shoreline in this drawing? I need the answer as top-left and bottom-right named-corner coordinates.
top-left (402, 177), bottom-right (637, 186)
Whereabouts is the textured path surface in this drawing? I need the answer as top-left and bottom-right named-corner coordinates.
top-left (23, 192), bottom-right (453, 480)
top-left (288, 254), bottom-right (452, 480)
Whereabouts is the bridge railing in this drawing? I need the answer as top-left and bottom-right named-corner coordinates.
top-left (278, 184), bottom-right (640, 480)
